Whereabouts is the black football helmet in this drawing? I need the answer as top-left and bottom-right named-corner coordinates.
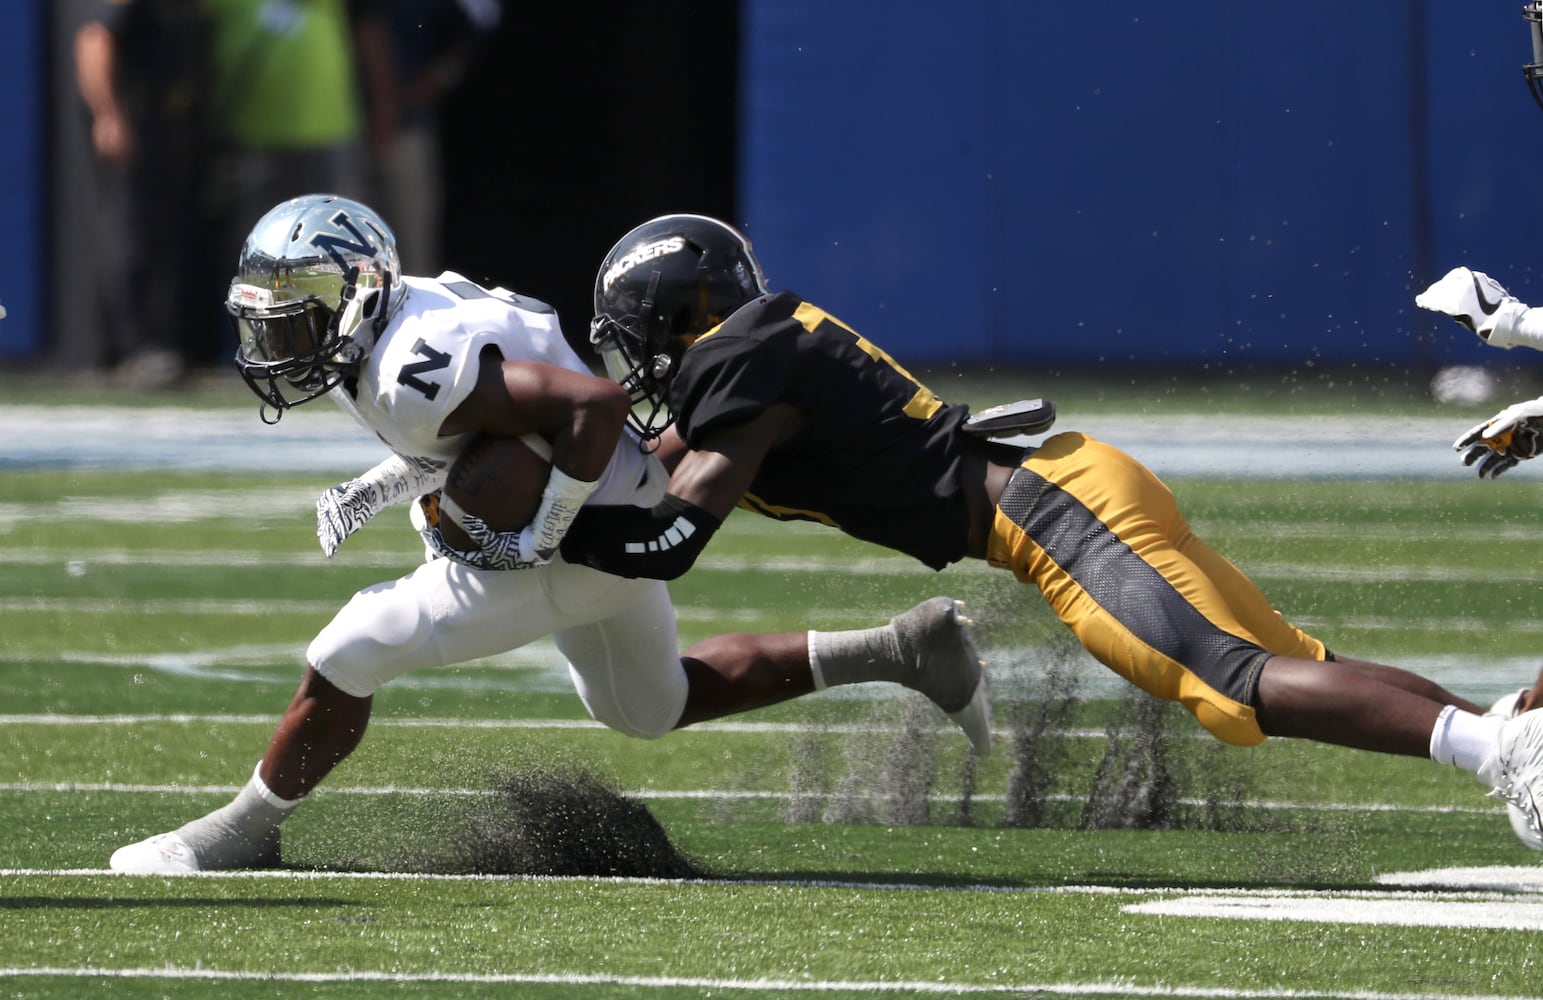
top-left (227, 194), bottom-right (403, 423)
top-left (589, 214), bottom-right (769, 440)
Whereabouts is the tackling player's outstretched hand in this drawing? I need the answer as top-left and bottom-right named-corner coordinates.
top-left (1416, 266), bottom-right (1527, 346)
top-left (1453, 395), bottom-right (1543, 479)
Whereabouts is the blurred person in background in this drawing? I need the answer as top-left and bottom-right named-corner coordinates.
top-left (368, 0), bottom-right (502, 275)
top-left (74, 0), bottom-right (216, 388)
top-left (75, 0), bottom-right (395, 385)
top-left (202, 0), bottom-right (393, 291)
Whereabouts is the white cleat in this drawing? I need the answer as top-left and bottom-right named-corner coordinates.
top-left (1478, 709), bottom-right (1543, 850)
top-left (110, 832), bottom-right (202, 874)
top-left (891, 596), bottom-right (994, 756)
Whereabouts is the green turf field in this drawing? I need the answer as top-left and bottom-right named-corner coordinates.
top-left (5, 384), bottom-right (1543, 998)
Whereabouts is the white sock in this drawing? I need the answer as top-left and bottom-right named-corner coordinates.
top-left (172, 761), bottom-right (304, 868)
top-left (1429, 705), bottom-right (1503, 777)
top-left (808, 631), bottom-right (829, 691)
top-left (808, 623), bottom-right (902, 691)
top-left (249, 762), bottom-right (306, 810)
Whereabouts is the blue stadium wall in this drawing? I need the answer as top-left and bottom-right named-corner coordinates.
top-left (739, 1), bottom-right (1543, 369)
top-left (7, 3), bottom-right (1542, 371)
top-left (0, 0), bottom-right (43, 360)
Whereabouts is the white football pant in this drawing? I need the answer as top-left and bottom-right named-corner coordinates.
top-left (307, 557), bottom-right (687, 739)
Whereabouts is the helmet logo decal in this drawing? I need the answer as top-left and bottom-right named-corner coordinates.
top-left (309, 211), bottom-right (378, 273)
top-left (229, 283), bottom-right (276, 308)
top-left (601, 236), bottom-right (686, 293)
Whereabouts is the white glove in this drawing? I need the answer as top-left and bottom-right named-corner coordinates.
top-left (1453, 395), bottom-right (1543, 479)
top-left (413, 493), bottom-right (550, 571)
top-left (316, 453), bottom-right (447, 557)
top-left (1415, 267), bottom-right (1528, 347)
top-left (406, 462), bottom-right (596, 572)
top-left (458, 514), bottom-right (553, 570)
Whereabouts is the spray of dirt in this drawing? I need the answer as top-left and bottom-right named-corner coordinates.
top-left (406, 765), bottom-right (708, 878)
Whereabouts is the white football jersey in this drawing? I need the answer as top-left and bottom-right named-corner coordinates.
top-left (332, 271), bottom-right (663, 507)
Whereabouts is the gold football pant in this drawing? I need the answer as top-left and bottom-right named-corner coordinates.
top-left (985, 432), bottom-right (1326, 745)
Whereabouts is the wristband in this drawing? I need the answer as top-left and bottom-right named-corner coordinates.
top-left (529, 465), bottom-right (600, 555)
top-left (361, 453), bottom-right (448, 507)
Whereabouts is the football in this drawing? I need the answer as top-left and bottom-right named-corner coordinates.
top-left (437, 433), bottom-right (552, 552)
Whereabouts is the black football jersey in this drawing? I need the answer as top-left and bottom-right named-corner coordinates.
top-left (671, 290), bottom-right (973, 570)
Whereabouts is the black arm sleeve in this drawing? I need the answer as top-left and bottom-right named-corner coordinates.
top-left (558, 494), bottom-right (722, 581)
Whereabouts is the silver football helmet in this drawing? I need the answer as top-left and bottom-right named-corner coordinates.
top-left (227, 194), bottom-right (404, 422)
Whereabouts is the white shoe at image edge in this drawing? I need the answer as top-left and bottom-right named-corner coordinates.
top-left (1479, 710), bottom-right (1543, 850)
top-left (110, 832), bottom-right (201, 874)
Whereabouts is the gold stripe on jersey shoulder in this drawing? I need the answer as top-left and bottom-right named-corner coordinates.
top-left (793, 302), bottom-right (943, 421)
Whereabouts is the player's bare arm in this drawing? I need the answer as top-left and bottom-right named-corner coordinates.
top-left (650, 425), bottom-right (689, 474)
top-left (438, 346), bottom-right (630, 484)
top-left (434, 347), bottom-right (634, 565)
top-left (557, 404), bottom-right (802, 579)
top-left (664, 403), bottom-right (802, 520)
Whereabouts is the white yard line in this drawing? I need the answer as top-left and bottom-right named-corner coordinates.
top-left (0, 405), bottom-right (1491, 480)
top-left (8, 593), bottom-right (1543, 641)
top-left (0, 776), bottom-right (1504, 818)
top-left (12, 545), bottom-right (1543, 584)
top-left (0, 965), bottom-right (1527, 999)
top-left (4, 640), bottom-right (1538, 705)
top-left (1118, 868), bottom-right (1543, 932)
top-left (1125, 892), bottom-right (1543, 931)
top-left (4, 866), bottom-right (1539, 899)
